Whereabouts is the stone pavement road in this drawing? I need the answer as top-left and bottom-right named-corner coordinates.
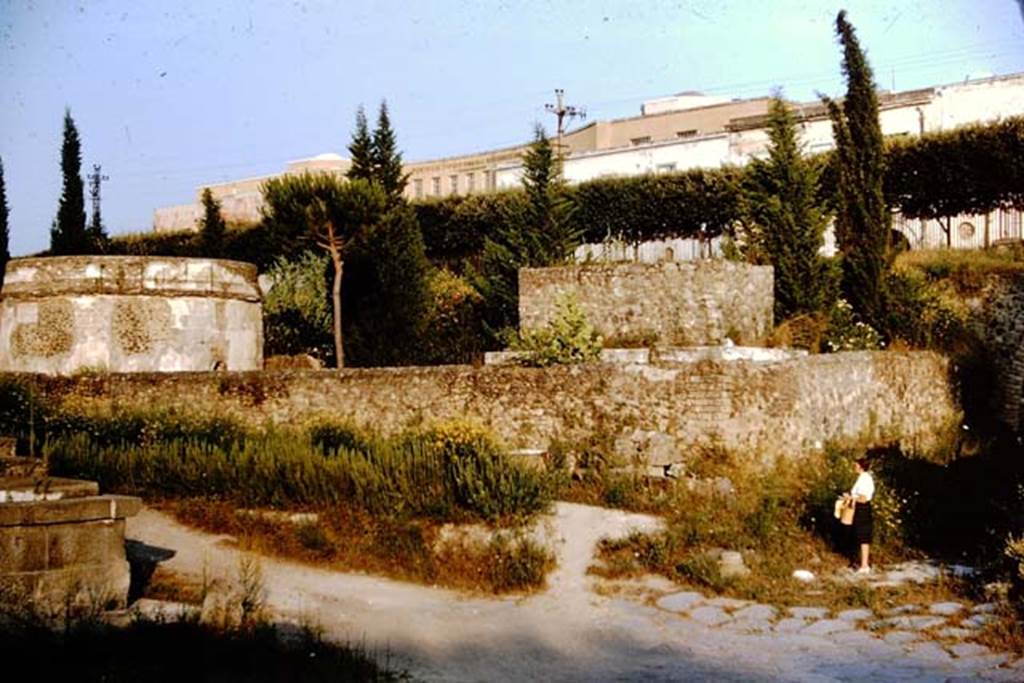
top-left (128, 502), bottom-right (1023, 682)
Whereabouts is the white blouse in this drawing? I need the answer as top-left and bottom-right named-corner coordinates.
top-left (851, 472), bottom-right (875, 502)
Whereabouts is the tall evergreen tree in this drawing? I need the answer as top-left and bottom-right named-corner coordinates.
top-left (475, 124), bottom-right (580, 339)
top-left (199, 187), bottom-right (227, 256)
top-left (741, 97), bottom-right (832, 321)
top-left (823, 10), bottom-right (890, 328)
top-left (0, 156), bottom-right (9, 284)
top-left (51, 109), bottom-right (88, 255)
top-left (370, 100), bottom-right (408, 205)
top-left (346, 105), bottom-right (374, 183)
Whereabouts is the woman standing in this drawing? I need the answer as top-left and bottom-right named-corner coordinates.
top-left (849, 457), bottom-right (875, 573)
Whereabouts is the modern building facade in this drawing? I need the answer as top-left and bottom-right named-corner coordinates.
top-left (153, 72), bottom-right (1024, 250)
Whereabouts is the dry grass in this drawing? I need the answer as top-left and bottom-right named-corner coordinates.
top-left (166, 499), bottom-right (553, 595)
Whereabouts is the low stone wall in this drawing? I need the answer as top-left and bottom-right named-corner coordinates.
top-left (518, 261), bottom-right (773, 345)
top-left (19, 350), bottom-right (958, 461)
top-left (0, 256), bottom-right (263, 374)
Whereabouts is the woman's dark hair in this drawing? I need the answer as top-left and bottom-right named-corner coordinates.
top-left (855, 457), bottom-right (871, 470)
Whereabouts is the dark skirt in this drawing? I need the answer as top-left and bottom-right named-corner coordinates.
top-left (853, 501), bottom-right (873, 544)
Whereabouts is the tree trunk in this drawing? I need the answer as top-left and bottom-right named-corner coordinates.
top-left (332, 253), bottom-right (344, 368)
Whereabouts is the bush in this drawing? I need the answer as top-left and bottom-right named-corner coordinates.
top-left (823, 298), bottom-right (883, 352)
top-left (508, 294), bottom-right (603, 367)
top-left (262, 251), bottom-right (333, 362)
top-left (418, 269), bottom-right (486, 365)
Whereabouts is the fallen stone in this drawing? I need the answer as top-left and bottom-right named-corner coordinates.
top-left (938, 627), bottom-right (975, 639)
top-left (882, 615), bottom-right (947, 631)
top-left (928, 601), bottom-right (964, 616)
top-left (885, 604), bottom-right (920, 616)
top-left (787, 606), bottom-right (828, 620)
top-left (972, 602), bottom-right (997, 614)
top-left (655, 591), bottom-right (705, 613)
top-left (792, 569), bottom-right (815, 582)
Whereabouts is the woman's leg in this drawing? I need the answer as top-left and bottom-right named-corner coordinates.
top-left (859, 543), bottom-right (870, 570)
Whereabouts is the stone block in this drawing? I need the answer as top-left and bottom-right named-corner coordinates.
top-left (655, 591), bottom-right (704, 613)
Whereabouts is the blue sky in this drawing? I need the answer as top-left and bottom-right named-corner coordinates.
top-left (2, 0), bottom-right (1022, 256)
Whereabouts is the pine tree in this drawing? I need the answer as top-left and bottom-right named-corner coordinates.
top-left (198, 187), bottom-right (227, 256)
top-left (741, 97), bottom-right (832, 321)
top-left (823, 10), bottom-right (890, 328)
top-left (346, 105), bottom-right (374, 183)
top-left (370, 100), bottom-right (408, 205)
top-left (0, 156), bottom-right (9, 284)
top-left (51, 109), bottom-right (88, 255)
top-left (475, 125), bottom-right (580, 339)
top-left (520, 124), bottom-right (579, 263)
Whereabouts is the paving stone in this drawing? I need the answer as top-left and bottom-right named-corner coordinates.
top-left (836, 608), bottom-right (873, 622)
top-left (972, 603), bottom-right (997, 614)
top-left (928, 601), bottom-right (965, 616)
top-left (787, 606), bottom-right (828, 620)
top-left (980, 667), bottom-right (1024, 681)
top-left (773, 617), bottom-right (808, 633)
top-left (882, 615), bottom-right (947, 631)
top-left (885, 604), bottom-right (921, 616)
top-left (950, 642), bottom-right (991, 658)
top-left (906, 640), bottom-right (953, 664)
top-left (801, 618), bottom-right (853, 637)
top-left (655, 591), bottom-right (704, 613)
top-left (950, 654), bottom-right (1011, 672)
top-left (723, 617), bottom-right (773, 634)
top-left (731, 604), bottom-right (777, 621)
top-left (883, 630), bottom-right (921, 646)
top-left (963, 614), bottom-right (996, 628)
top-left (705, 596), bottom-right (751, 610)
top-left (688, 605), bottom-right (732, 626)
top-left (938, 626), bottom-right (976, 639)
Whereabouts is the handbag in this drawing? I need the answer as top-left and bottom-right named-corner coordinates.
top-left (834, 496), bottom-right (856, 525)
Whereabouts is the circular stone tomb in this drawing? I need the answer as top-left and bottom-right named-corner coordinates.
top-left (0, 256), bottom-right (263, 373)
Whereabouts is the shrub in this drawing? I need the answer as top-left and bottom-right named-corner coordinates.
top-left (508, 294), bottom-right (603, 367)
top-left (418, 269), bottom-right (486, 365)
top-left (262, 251), bottom-right (333, 362)
top-left (823, 298), bottom-right (883, 352)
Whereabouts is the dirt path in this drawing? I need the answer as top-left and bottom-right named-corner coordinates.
top-left (128, 504), bottom-right (1021, 682)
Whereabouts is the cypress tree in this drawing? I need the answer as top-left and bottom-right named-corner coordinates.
top-left (0, 156), bottom-right (9, 284)
top-left (520, 124), bottom-right (579, 264)
top-left (51, 109), bottom-right (88, 255)
top-left (742, 97), bottom-right (832, 320)
top-left (823, 10), bottom-right (890, 328)
top-left (198, 187), bottom-right (227, 256)
top-left (346, 105), bottom-right (374, 183)
top-left (370, 100), bottom-right (408, 205)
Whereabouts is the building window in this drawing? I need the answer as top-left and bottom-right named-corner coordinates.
top-left (449, 175), bottom-right (459, 194)
top-left (676, 129), bottom-right (698, 138)
top-left (431, 177), bottom-right (441, 195)
top-left (466, 172), bottom-right (475, 193)
top-left (413, 178), bottom-right (423, 199)
top-left (630, 136), bottom-right (652, 146)
top-left (656, 163), bottom-right (677, 173)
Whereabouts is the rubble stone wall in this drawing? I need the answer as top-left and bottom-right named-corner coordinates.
top-left (18, 350), bottom-right (958, 461)
top-left (518, 261), bottom-right (774, 345)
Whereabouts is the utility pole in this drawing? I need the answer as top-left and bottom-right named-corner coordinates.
top-left (87, 164), bottom-right (109, 227)
top-left (544, 89), bottom-right (586, 161)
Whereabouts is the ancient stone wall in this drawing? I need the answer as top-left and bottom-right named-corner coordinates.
top-left (0, 256), bottom-right (263, 374)
top-left (518, 261), bottom-right (774, 345)
top-left (21, 350), bottom-right (958, 461)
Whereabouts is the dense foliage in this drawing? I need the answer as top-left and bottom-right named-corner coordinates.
top-left (198, 188), bottom-right (227, 256)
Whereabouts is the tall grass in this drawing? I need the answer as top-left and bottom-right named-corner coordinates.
top-left (46, 423), bottom-right (559, 524)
